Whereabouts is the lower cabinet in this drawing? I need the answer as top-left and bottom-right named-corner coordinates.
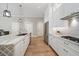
top-left (14, 35), bottom-right (30, 56)
top-left (49, 35), bottom-right (79, 56)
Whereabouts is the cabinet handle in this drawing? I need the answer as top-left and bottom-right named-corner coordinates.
top-left (63, 49), bottom-right (68, 53)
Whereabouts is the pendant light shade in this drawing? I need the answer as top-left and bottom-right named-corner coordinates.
top-left (3, 4), bottom-right (11, 17)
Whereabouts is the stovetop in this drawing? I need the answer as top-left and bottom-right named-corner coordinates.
top-left (61, 36), bottom-right (79, 43)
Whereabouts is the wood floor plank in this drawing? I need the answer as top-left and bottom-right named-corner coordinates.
top-left (25, 36), bottom-right (57, 56)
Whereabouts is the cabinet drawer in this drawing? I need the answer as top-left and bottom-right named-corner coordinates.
top-left (49, 35), bottom-right (79, 56)
top-left (64, 42), bottom-right (79, 55)
top-left (50, 41), bottom-right (70, 56)
top-left (62, 47), bottom-right (75, 56)
top-left (51, 39), bottom-right (77, 55)
top-left (68, 42), bottom-right (79, 52)
top-left (56, 44), bottom-right (75, 56)
top-left (61, 38), bottom-right (79, 55)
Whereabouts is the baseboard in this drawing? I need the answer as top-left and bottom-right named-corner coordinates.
top-left (32, 35), bottom-right (43, 38)
top-left (48, 44), bottom-right (59, 56)
top-left (31, 35), bottom-right (37, 37)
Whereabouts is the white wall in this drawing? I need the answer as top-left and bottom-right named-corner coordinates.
top-left (23, 17), bottom-right (44, 37)
top-left (0, 17), bottom-right (12, 31)
top-left (0, 17), bottom-right (44, 37)
top-left (0, 3), bottom-right (21, 35)
top-left (0, 3), bottom-right (44, 37)
top-left (0, 4), bottom-right (20, 17)
top-left (0, 17), bottom-right (20, 35)
top-left (37, 22), bottom-right (44, 36)
top-left (69, 16), bottom-right (79, 38)
top-left (11, 21), bottom-right (19, 35)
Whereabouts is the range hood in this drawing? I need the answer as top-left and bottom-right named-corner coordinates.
top-left (60, 12), bottom-right (79, 20)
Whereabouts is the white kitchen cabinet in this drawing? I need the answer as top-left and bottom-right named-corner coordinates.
top-left (52, 6), bottom-right (64, 20)
top-left (48, 3), bottom-right (79, 56)
top-left (48, 34), bottom-right (52, 46)
top-left (14, 40), bottom-right (24, 56)
top-left (52, 8), bottom-right (67, 27)
top-left (49, 34), bottom-right (79, 56)
top-left (14, 35), bottom-right (30, 56)
top-left (63, 40), bottom-right (79, 55)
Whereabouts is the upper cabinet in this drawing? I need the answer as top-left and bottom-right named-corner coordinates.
top-left (52, 5), bottom-right (63, 20)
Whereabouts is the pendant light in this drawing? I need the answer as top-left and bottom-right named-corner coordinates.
top-left (3, 3), bottom-right (11, 17)
top-left (18, 4), bottom-right (23, 22)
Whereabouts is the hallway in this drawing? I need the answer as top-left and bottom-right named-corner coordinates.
top-left (25, 36), bottom-right (57, 56)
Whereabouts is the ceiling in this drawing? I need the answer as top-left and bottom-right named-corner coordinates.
top-left (0, 3), bottom-right (49, 17)
top-left (22, 3), bottom-right (49, 17)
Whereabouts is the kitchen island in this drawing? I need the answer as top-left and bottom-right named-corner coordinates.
top-left (0, 34), bottom-right (30, 56)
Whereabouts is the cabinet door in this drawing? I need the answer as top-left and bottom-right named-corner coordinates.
top-left (53, 6), bottom-right (64, 20)
top-left (24, 35), bottom-right (30, 50)
top-left (50, 38), bottom-right (67, 56)
top-left (54, 42), bottom-right (75, 56)
top-left (64, 42), bottom-right (79, 55)
top-left (22, 39), bottom-right (26, 55)
top-left (14, 40), bottom-right (24, 56)
top-left (60, 39), bottom-right (79, 56)
top-left (60, 46), bottom-right (75, 56)
top-left (50, 37), bottom-right (75, 56)
top-left (48, 35), bottom-right (53, 45)
top-left (52, 8), bottom-right (68, 27)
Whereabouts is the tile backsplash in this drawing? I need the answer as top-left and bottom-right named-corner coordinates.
top-left (49, 27), bottom-right (71, 36)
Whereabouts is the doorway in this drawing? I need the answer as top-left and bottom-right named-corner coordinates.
top-left (25, 23), bottom-right (33, 36)
top-left (37, 22), bottom-right (44, 36)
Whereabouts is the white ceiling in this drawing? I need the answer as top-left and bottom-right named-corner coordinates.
top-left (22, 3), bottom-right (48, 17)
top-left (0, 3), bottom-right (48, 17)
